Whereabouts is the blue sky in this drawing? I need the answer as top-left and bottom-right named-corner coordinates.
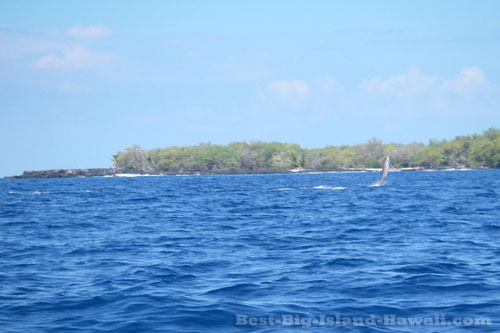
top-left (1, 1), bottom-right (499, 177)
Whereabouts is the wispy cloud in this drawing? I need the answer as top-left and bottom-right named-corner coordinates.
top-left (0, 30), bottom-right (65, 57)
top-left (268, 80), bottom-right (310, 100)
top-left (319, 72), bottom-right (343, 93)
top-left (443, 66), bottom-right (486, 96)
top-left (361, 67), bottom-right (439, 95)
top-left (361, 66), bottom-right (487, 97)
top-left (21, 25), bottom-right (116, 70)
top-left (32, 46), bottom-right (115, 70)
top-left (66, 25), bottom-right (111, 39)
top-left (0, 25), bottom-right (114, 65)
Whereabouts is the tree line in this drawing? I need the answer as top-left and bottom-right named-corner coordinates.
top-left (113, 128), bottom-right (500, 173)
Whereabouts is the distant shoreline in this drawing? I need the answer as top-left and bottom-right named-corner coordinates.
top-left (3, 166), bottom-right (483, 179)
top-left (5, 128), bottom-right (498, 179)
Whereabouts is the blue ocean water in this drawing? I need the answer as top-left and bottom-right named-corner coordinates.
top-left (1, 170), bottom-right (499, 332)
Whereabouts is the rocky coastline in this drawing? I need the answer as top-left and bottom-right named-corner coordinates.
top-left (3, 166), bottom-right (432, 179)
top-left (4, 168), bottom-right (123, 179)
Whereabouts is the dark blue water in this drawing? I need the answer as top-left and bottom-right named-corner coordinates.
top-left (1, 170), bottom-right (499, 332)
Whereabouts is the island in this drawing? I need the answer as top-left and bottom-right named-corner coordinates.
top-left (5, 128), bottom-right (499, 179)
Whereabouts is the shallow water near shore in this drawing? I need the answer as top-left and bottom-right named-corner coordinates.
top-left (1, 170), bottom-right (499, 332)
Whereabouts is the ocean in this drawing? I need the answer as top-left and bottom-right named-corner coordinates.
top-left (1, 170), bottom-right (499, 332)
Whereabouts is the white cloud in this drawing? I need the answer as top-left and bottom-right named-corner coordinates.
top-left (268, 80), bottom-right (310, 100)
top-left (319, 73), bottom-right (343, 92)
top-left (361, 67), bottom-right (439, 95)
top-left (32, 46), bottom-right (115, 69)
top-left (66, 25), bottom-right (111, 39)
top-left (443, 66), bottom-right (486, 96)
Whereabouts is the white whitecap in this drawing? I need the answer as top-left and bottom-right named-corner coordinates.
top-left (8, 191), bottom-right (48, 195)
top-left (313, 185), bottom-right (346, 190)
top-left (275, 187), bottom-right (293, 191)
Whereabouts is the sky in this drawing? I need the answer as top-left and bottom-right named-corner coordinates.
top-left (1, 0), bottom-right (500, 177)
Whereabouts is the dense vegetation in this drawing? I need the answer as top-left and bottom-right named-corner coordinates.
top-left (113, 128), bottom-right (500, 173)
